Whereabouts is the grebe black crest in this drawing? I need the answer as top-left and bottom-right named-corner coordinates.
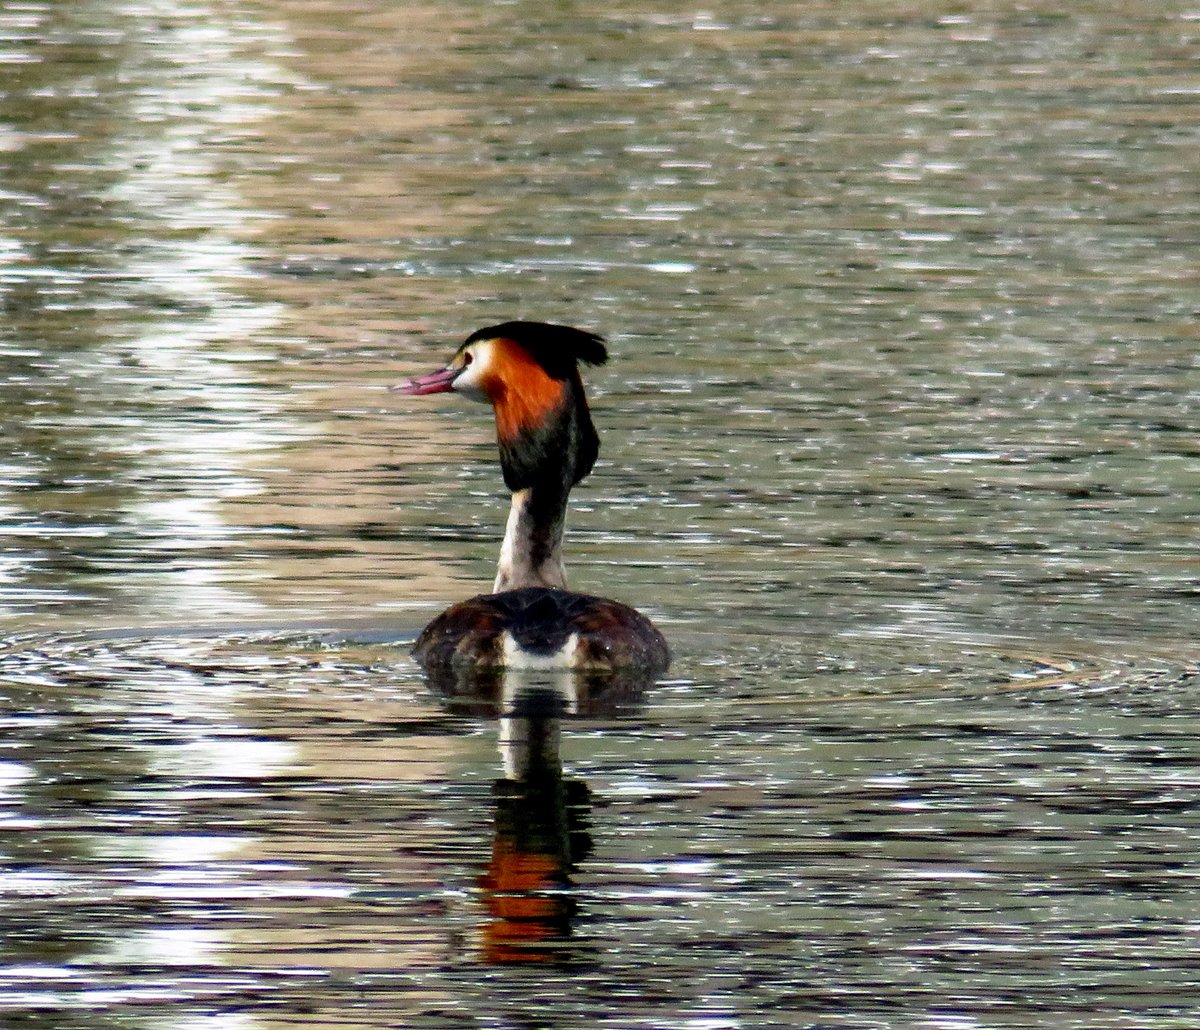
top-left (394, 321), bottom-right (669, 675)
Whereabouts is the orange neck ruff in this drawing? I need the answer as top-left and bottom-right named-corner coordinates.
top-left (484, 341), bottom-right (569, 444)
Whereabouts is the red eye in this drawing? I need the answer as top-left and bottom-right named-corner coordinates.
top-left (463, 352), bottom-right (473, 366)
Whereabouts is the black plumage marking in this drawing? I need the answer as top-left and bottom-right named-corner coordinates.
top-left (464, 321), bottom-right (608, 378)
top-left (496, 387), bottom-right (598, 494)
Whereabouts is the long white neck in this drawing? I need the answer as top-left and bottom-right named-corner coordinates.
top-left (494, 486), bottom-right (568, 592)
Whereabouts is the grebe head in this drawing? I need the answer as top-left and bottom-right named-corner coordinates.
top-left (395, 321), bottom-right (607, 493)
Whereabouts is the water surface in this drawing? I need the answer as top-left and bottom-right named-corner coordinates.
top-left (1, 1), bottom-right (1197, 1027)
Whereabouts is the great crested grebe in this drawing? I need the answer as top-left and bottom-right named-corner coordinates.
top-left (394, 321), bottom-right (669, 675)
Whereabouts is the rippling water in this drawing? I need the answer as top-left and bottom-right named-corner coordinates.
top-left (1, 1), bottom-right (1198, 1026)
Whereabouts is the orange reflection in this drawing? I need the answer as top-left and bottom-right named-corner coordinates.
top-left (479, 762), bottom-right (591, 964)
top-left (416, 670), bottom-right (652, 965)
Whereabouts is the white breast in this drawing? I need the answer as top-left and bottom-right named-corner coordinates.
top-left (499, 629), bottom-right (581, 670)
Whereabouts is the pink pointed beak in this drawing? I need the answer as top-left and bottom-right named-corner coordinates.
top-left (391, 366), bottom-right (459, 396)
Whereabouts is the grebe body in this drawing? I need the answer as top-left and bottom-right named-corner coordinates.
top-left (395, 321), bottom-right (669, 675)
top-left (413, 585), bottom-right (669, 673)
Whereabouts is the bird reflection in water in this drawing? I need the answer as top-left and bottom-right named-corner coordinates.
top-left (420, 663), bottom-right (651, 964)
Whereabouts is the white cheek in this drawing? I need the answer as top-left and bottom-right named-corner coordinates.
top-left (452, 341), bottom-right (494, 402)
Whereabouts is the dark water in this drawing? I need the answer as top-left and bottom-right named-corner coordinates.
top-left (1, 1), bottom-right (1198, 1026)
